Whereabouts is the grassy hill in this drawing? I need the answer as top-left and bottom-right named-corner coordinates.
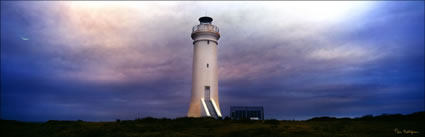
top-left (1, 111), bottom-right (423, 137)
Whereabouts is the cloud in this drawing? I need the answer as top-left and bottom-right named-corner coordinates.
top-left (1, 1), bottom-right (423, 121)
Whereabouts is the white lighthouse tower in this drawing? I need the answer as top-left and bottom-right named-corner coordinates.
top-left (187, 16), bottom-right (222, 118)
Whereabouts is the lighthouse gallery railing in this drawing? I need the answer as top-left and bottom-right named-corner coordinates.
top-left (192, 24), bottom-right (219, 33)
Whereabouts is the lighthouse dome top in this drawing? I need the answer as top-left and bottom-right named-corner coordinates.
top-left (199, 16), bottom-right (213, 24)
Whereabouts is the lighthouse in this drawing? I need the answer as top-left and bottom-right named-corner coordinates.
top-left (187, 16), bottom-right (222, 118)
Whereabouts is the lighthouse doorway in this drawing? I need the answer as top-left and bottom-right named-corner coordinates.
top-left (204, 86), bottom-right (211, 100)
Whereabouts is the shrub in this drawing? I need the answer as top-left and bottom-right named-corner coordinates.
top-left (264, 119), bottom-right (280, 125)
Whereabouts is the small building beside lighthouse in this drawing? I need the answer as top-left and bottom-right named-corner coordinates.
top-left (187, 16), bottom-right (222, 118)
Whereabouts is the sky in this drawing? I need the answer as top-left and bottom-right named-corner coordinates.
top-left (1, 1), bottom-right (424, 121)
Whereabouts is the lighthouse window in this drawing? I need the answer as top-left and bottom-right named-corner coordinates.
top-left (207, 64), bottom-right (209, 68)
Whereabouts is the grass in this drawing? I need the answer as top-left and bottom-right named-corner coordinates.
top-left (1, 112), bottom-right (423, 137)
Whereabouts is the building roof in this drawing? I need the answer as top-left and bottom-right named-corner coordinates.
top-left (199, 16), bottom-right (213, 23)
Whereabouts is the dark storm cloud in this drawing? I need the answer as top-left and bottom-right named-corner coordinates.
top-left (1, 1), bottom-right (423, 121)
top-left (214, 1), bottom-right (424, 119)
